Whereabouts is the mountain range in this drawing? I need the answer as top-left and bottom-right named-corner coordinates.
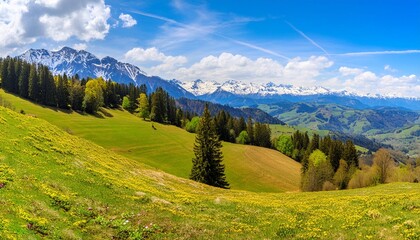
top-left (13, 47), bottom-right (420, 156)
top-left (19, 47), bottom-right (193, 99)
top-left (18, 47), bottom-right (420, 111)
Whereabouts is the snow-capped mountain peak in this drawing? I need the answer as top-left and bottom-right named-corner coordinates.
top-left (16, 47), bottom-right (419, 109)
top-left (179, 79), bottom-right (337, 96)
top-left (17, 47), bottom-right (193, 99)
top-left (19, 47), bottom-right (146, 85)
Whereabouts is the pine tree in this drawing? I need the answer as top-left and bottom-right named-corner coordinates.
top-left (328, 140), bottom-right (343, 172)
top-left (28, 64), bottom-right (40, 101)
top-left (190, 105), bottom-right (229, 189)
top-left (6, 58), bottom-right (16, 93)
top-left (215, 110), bottom-right (229, 141)
top-left (342, 140), bottom-right (358, 167)
top-left (150, 88), bottom-right (166, 123)
top-left (69, 79), bottom-right (85, 111)
top-left (18, 62), bottom-right (30, 98)
top-left (0, 57), bottom-right (9, 89)
top-left (56, 74), bottom-right (70, 109)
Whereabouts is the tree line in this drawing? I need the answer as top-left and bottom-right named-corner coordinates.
top-left (275, 130), bottom-right (420, 191)
top-left (0, 57), bottom-right (187, 126)
top-left (0, 57), bottom-right (272, 145)
top-left (274, 131), bottom-right (359, 191)
top-left (185, 110), bottom-right (272, 148)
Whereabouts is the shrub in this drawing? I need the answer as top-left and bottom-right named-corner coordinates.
top-left (322, 181), bottom-right (336, 191)
top-left (185, 117), bottom-right (200, 133)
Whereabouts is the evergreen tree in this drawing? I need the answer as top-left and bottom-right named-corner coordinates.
top-left (6, 58), bottom-right (16, 93)
top-left (69, 79), bottom-right (85, 111)
top-left (175, 108), bottom-right (183, 127)
top-left (215, 110), bottom-right (229, 141)
top-left (342, 140), bottom-right (358, 167)
top-left (28, 64), bottom-right (40, 101)
top-left (56, 74), bottom-right (70, 109)
top-left (13, 58), bottom-right (21, 94)
top-left (127, 84), bottom-right (138, 112)
top-left (139, 84), bottom-right (147, 94)
top-left (0, 58), bottom-right (8, 88)
top-left (246, 117), bottom-right (254, 145)
top-left (328, 140), bottom-right (343, 172)
top-left (235, 117), bottom-right (246, 136)
top-left (254, 122), bottom-right (272, 148)
top-left (18, 62), bottom-right (30, 98)
top-left (190, 105), bottom-right (229, 189)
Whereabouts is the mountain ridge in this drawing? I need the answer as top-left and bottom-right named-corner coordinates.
top-left (19, 47), bottom-right (193, 99)
top-left (16, 47), bottom-right (420, 110)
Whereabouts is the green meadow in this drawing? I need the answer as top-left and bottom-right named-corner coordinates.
top-left (1, 106), bottom-right (419, 239)
top-left (0, 90), bottom-right (300, 192)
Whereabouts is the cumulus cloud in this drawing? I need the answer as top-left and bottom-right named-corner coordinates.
top-left (124, 47), bottom-right (187, 75)
top-left (171, 53), bottom-right (284, 83)
top-left (167, 53), bottom-right (333, 87)
top-left (0, 0), bottom-right (110, 51)
top-left (282, 56), bottom-right (333, 85)
top-left (119, 13), bottom-right (137, 28)
top-left (124, 47), bottom-right (419, 97)
top-left (335, 70), bottom-right (419, 97)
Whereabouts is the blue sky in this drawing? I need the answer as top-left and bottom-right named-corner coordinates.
top-left (1, 0), bottom-right (419, 97)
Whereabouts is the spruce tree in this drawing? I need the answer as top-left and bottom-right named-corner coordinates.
top-left (28, 64), bottom-right (40, 101)
top-left (342, 140), bottom-right (358, 167)
top-left (190, 104), bottom-right (229, 189)
top-left (18, 62), bottom-right (30, 98)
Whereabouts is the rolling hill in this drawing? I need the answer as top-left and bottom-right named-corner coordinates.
top-left (1, 105), bottom-right (419, 239)
top-left (259, 102), bottom-right (420, 156)
top-left (0, 89), bottom-right (299, 192)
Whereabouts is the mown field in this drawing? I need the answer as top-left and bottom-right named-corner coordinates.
top-left (0, 106), bottom-right (419, 239)
top-left (0, 90), bottom-right (300, 192)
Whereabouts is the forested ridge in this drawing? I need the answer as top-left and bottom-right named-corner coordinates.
top-left (0, 57), bottom-right (274, 148)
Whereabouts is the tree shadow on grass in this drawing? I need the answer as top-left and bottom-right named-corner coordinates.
top-left (99, 108), bottom-right (114, 118)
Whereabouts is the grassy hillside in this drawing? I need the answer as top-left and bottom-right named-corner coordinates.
top-left (0, 90), bottom-right (300, 192)
top-left (1, 106), bottom-right (419, 239)
top-left (263, 102), bottom-right (419, 156)
top-left (367, 124), bottom-right (420, 157)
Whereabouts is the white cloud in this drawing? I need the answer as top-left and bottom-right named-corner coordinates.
top-left (124, 46), bottom-right (419, 97)
top-left (335, 70), bottom-right (419, 97)
top-left (124, 47), bottom-right (187, 75)
top-left (171, 53), bottom-right (284, 82)
top-left (73, 43), bottom-right (88, 51)
top-left (282, 56), bottom-right (333, 85)
top-left (166, 53), bottom-right (333, 87)
top-left (0, 0), bottom-right (110, 51)
top-left (119, 13), bottom-right (137, 28)
top-left (339, 66), bottom-right (363, 76)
